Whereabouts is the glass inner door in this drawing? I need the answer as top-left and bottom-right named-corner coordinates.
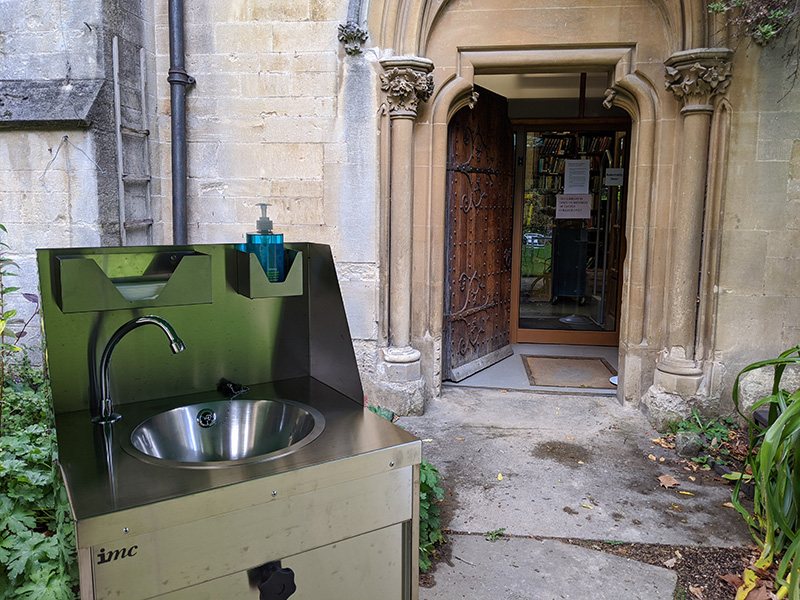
top-left (515, 128), bottom-right (627, 344)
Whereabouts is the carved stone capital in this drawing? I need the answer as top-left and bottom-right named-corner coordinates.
top-left (379, 56), bottom-right (435, 117)
top-left (337, 21), bottom-right (368, 56)
top-left (664, 48), bottom-right (733, 111)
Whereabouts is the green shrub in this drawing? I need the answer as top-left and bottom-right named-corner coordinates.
top-left (709, 0), bottom-right (798, 45)
top-left (367, 404), bottom-right (447, 571)
top-left (419, 459), bottom-right (445, 572)
top-left (730, 346), bottom-right (800, 600)
top-left (0, 365), bottom-right (79, 599)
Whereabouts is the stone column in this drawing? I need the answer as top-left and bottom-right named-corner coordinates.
top-left (378, 56), bottom-right (434, 391)
top-left (646, 48), bottom-right (732, 427)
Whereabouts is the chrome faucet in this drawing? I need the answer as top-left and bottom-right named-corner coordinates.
top-left (93, 315), bottom-right (186, 424)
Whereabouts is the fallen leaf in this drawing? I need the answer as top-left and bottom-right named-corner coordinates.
top-left (653, 437), bottom-right (676, 449)
top-left (578, 461), bottom-right (584, 465)
top-left (689, 585), bottom-right (704, 598)
top-left (658, 474), bottom-right (680, 488)
top-left (723, 502), bottom-right (735, 508)
top-left (648, 454), bottom-right (657, 461)
top-left (659, 457), bottom-right (665, 462)
top-left (566, 436), bottom-right (574, 440)
top-left (664, 557), bottom-right (677, 568)
top-left (669, 503), bottom-right (682, 512)
top-left (498, 473), bottom-right (503, 481)
top-left (679, 491), bottom-right (695, 496)
top-left (674, 550), bottom-right (682, 558)
top-left (689, 476), bottom-right (696, 482)
top-left (719, 573), bottom-right (744, 589)
top-left (581, 504), bottom-right (594, 510)
top-left (422, 438), bottom-right (434, 442)
top-left (456, 437), bottom-right (465, 441)
top-left (745, 585), bottom-right (772, 600)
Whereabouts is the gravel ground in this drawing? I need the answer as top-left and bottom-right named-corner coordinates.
top-left (422, 534), bottom-right (757, 599)
top-left (563, 538), bottom-right (758, 600)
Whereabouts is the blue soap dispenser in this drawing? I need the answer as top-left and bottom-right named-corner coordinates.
top-left (247, 203), bottom-right (285, 282)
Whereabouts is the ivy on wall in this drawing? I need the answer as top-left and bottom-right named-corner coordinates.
top-left (709, 0), bottom-right (798, 45)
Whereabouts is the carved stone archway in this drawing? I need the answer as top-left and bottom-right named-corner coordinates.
top-left (348, 0), bottom-right (736, 423)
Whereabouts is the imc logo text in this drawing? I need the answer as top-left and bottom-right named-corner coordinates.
top-left (96, 546), bottom-right (139, 565)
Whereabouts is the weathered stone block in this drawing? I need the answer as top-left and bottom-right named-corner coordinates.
top-left (291, 71), bottom-right (338, 98)
top-left (273, 22), bottom-right (338, 53)
top-left (338, 278), bottom-right (377, 340)
top-left (736, 363), bottom-right (800, 417)
top-left (675, 431), bottom-right (703, 458)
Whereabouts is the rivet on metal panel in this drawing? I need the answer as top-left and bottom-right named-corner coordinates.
top-left (123, 527), bottom-right (130, 534)
top-left (272, 490), bottom-right (278, 497)
top-left (389, 461), bottom-right (395, 467)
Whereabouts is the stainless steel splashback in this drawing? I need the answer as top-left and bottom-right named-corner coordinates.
top-left (37, 243), bottom-right (364, 416)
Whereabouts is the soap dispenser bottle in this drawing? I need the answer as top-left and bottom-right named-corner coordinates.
top-left (247, 203), bottom-right (285, 282)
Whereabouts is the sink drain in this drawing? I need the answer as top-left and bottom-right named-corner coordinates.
top-left (196, 408), bottom-right (217, 428)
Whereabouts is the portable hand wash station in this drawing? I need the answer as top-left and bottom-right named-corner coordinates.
top-left (37, 243), bottom-right (420, 600)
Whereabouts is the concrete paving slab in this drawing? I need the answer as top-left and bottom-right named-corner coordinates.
top-left (420, 534), bottom-right (677, 600)
top-left (398, 386), bottom-right (752, 547)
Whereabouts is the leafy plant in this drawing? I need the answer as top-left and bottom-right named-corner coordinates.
top-left (0, 224), bottom-right (77, 598)
top-left (709, 0), bottom-right (798, 45)
top-left (729, 346), bottom-right (800, 600)
top-left (0, 223), bottom-right (40, 437)
top-left (0, 365), bottom-right (79, 599)
top-left (484, 527), bottom-right (506, 542)
top-left (366, 404), bottom-right (446, 572)
top-left (670, 409), bottom-right (738, 466)
top-left (419, 459), bottom-right (445, 571)
top-left (366, 404), bottom-right (397, 423)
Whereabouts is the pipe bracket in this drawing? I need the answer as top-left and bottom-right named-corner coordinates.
top-left (168, 67), bottom-right (195, 86)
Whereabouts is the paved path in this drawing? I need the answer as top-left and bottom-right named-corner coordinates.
top-left (397, 386), bottom-right (752, 599)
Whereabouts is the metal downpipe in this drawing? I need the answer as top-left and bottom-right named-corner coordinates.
top-left (167, 0), bottom-right (193, 245)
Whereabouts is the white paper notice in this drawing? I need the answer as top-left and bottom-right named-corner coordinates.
top-left (605, 168), bottom-right (624, 186)
top-left (563, 159), bottom-right (591, 194)
top-left (555, 194), bottom-right (592, 219)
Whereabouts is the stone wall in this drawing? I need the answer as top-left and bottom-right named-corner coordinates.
top-left (715, 32), bottom-right (800, 407)
top-left (0, 0), bottom-right (102, 351)
top-left (0, 0), bottom-right (158, 355)
top-left (150, 0), bottom-right (385, 402)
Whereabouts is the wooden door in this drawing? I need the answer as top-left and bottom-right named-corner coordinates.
top-left (443, 87), bottom-right (514, 381)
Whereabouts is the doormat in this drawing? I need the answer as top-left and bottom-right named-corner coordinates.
top-left (521, 355), bottom-right (617, 389)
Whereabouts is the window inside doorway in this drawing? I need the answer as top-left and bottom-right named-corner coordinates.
top-left (474, 71), bottom-right (631, 346)
top-left (518, 128), bottom-right (627, 336)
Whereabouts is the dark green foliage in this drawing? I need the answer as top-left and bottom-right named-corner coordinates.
top-left (709, 0), bottom-right (798, 45)
top-left (671, 409), bottom-right (738, 466)
top-left (0, 367), bottom-right (79, 599)
top-left (0, 225), bottom-right (78, 598)
top-left (367, 404), bottom-right (447, 571)
top-left (419, 459), bottom-right (445, 572)
top-left (729, 346), bottom-right (800, 599)
top-left (367, 404), bottom-right (397, 422)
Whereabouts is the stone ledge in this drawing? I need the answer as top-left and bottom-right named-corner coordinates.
top-left (0, 79), bottom-right (104, 129)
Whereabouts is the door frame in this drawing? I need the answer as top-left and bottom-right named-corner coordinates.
top-left (510, 118), bottom-right (631, 346)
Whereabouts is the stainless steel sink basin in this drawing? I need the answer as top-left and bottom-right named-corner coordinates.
top-left (127, 399), bottom-right (325, 467)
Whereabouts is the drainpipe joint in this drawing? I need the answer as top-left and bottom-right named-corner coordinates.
top-left (168, 67), bottom-right (195, 86)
